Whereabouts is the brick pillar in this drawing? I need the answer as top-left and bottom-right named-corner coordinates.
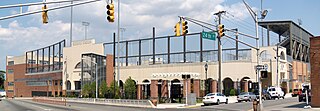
top-left (244, 81), bottom-right (249, 92)
top-left (183, 79), bottom-right (191, 97)
top-left (150, 80), bottom-right (158, 100)
top-left (234, 82), bottom-right (238, 90)
top-left (161, 80), bottom-right (168, 98)
top-left (193, 79), bottom-right (200, 97)
top-left (211, 80), bottom-right (217, 93)
top-left (106, 55), bottom-right (114, 87)
top-left (52, 80), bottom-right (56, 97)
top-left (58, 80), bottom-right (61, 96)
top-left (310, 37), bottom-right (320, 107)
top-left (137, 84), bottom-right (142, 99)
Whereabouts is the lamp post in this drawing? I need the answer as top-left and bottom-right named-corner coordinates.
top-left (204, 63), bottom-right (208, 94)
top-left (243, 0), bottom-right (268, 110)
top-left (82, 22), bottom-right (89, 40)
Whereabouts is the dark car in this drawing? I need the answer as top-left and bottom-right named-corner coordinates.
top-left (299, 89), bottom-right (311, 102)
top-left (292, 89), bottom-right (302, 97)
top-left (253, 89), bottom-right (272, 100)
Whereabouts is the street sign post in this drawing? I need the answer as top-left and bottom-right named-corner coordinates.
top-left (202, 31), bottom-right (216, 40)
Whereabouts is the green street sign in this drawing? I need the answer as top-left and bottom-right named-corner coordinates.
top-left (202, 31), bottom-right (216, 41)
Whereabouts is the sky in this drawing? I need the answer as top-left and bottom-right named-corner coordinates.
top-left (0, 0), bottom-right (319, 70)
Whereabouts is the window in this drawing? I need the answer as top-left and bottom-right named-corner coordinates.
top-left (7, 90), bottom-right (13, 92)
top-left (28, 59), bottom-right (36, 64)
top-left (8, 61), bottom-right (14, 66)
top-left (7, 69), bottom-right (13, 74)
top-left (298, 75), bottom-right (303, 82)
top-left (8, 82), bottom-right (14, 86)
top-left (26, 81), bottom-right (47, 86)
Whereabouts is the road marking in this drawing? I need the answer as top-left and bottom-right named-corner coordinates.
top-left (31, 104), bottom-right (52, 111)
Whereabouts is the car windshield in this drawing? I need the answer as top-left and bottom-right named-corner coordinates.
top-left (206, 93), bottom-right (215, 96)
top-left (239, 92), bottom-right (248, 95)
top-left (269, 88), bottom-right (275, 91)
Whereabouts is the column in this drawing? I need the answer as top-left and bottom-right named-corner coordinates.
top-left (161, 80), bottom-right (168, 98)
top-left (150, 80), bottom-right (158, 100)
top-left (183, 79), bottom-right (191, 97)
top-left (137, 84), bottom-right (142, 99)
top-left (193, 79), bottom-right (200, 97)
top-left (211, 80), bottom-right (217, 93)
top-left (244, 81), bottom-right (249, 92)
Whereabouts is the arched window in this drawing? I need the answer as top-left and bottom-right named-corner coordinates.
top-left (74, 62), bottom-right (89, 69)
top-left (280, 51), bottom-right (285, 60)
top-left (260, 50), bottom-right (272, 61)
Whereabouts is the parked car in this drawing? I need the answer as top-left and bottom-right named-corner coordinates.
top-left (237, 92), bottom-right (257, 102)
top-left (299, 89), bottom-right (311, 102)
top-left (254, 89), bottom-right (272, 100)
top-left (292, 89), bottom-right (302, 97)
top-left (267, 86), bottom-right (284, 99)
top-left (203, 93), bottom-right (228, 105)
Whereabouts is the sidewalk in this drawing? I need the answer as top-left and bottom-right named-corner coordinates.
top-left (156, 96), bottom-right (238, 109)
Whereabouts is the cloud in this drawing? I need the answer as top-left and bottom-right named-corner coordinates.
top-left (0, 0), bottom-right (256, 69)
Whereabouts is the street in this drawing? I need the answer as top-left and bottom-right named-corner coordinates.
top-left (197, 97), bottom-right (306, 111)
top-left (0, 97), bottom-right (310, 111)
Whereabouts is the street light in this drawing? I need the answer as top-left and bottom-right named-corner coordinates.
top-left (204, 63), bottom-right (208, 94)
top-left (82, 21), bottom-right (89, 40)
top-left (81, 57), bottom-right (98, 100)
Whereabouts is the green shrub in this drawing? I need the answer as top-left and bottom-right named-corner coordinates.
top-left (289, 89), bottom-right (292, 93)
top-left (229, 89), bottom-right (236, 96)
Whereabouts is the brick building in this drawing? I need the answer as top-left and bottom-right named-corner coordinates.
top-left (310, 36), bottom-right (320, 107)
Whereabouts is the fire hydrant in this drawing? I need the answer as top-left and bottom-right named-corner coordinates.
top-left (253, 99), bottom-right (258, 111)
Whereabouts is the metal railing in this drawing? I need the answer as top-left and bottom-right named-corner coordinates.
top-left (66, 98), bottom-right (153, 108)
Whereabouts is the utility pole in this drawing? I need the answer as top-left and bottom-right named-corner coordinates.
top-left (117, 0), bottom-right (121, 87)
top-left (214, 11), bottom-right (225, 93)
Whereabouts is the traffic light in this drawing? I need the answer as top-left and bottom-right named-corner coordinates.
top-left (261, 71), bottom-right (268, 78)
top-left (174, 22), bottom-right (181, 36)
top-left (218, 24), bottom-right (225, 37)
top-left (107, 3), bottom-right (115, 22)
top-left (181, 20), bottom-right (188, 35)
top-left (42, 5), bottom-right (48, 24)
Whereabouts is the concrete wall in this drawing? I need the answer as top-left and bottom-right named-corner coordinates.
top-left (62, 39), bottom-right (104, 91)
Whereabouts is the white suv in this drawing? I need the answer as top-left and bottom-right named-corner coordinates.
top-left (267, 86), bottom-right (284, 99)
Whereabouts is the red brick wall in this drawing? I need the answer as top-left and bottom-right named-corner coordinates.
top-left (150, 80), bottom-right (158, 99)
top-left (5, 64), bottom-right (62, 97)
top-left (310, 37), bottom-right (320, 107)
top-left (106, 55), bottom-right (114, 87)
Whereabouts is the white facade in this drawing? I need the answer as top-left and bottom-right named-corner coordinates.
top-left (118, 46), bottom-right (288, 89)
top-left (62, 39), bottom-right (104, 91)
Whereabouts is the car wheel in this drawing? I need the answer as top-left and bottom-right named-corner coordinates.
top-left (217, 99), bottom-right (220, 105)
top-left (225, 99), bottom-right (228, 104)
top-left (238, 100), bottom-right (241, 103)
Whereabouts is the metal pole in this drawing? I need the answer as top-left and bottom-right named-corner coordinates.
top-left (255, 12), bottom-right (263, 111)
top-left (276, 45), bottom-right (279, 87)
top-left (0, 0), bottom-right (86, 9)
top-left (0, 0), bottom-right (100, 21)
top-left (96, 63), bottom-right (98, 99)
top-left (117, 0), bottom-right (120, 87)
top-left (70, 1), bottom-right (73, 46)
top-left (186, 78), bottom-right (188, 105)
top-left (205, 68), bottom-right (208, 94)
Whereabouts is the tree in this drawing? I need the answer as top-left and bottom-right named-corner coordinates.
top-left (124, 77), bottom-right (136, 99)
top-left (0, 70), bottom-right (5, 90)
top-left (109, 80), bottom-right (120, 99)
top-left (99, 81), bottom-right (108, 98)
top-left (82, 83), bottom-right (91, 98)
top-left (90, 82), bottom-right (96, 98)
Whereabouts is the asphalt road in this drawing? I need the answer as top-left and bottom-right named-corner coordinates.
top-left (0, 99), bottom-right (195, 111)
top-left (198, 97), bottom-right (299, 111)
top-left (0, 97), bottom-right (300, 111)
